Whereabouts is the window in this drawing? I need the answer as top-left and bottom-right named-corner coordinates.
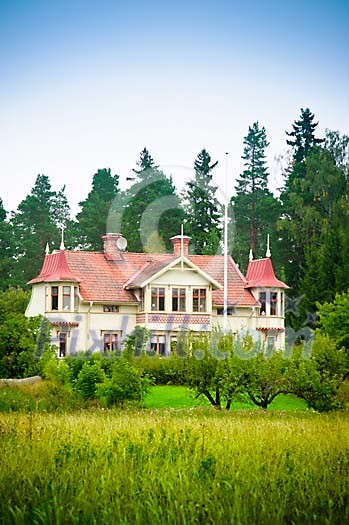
top-left (140, 289), bottom-right (144, 311)
top-left (59, 332), bottom-right (67, 357)
top-left (151, 287), bottom-right (165, 311)
top-left (103, 305), bottom-right (119, 312)
top-left (51, 286), bottom-right (59, 310)
top-left (172, 288), bottom-right (186, 311)
top-left (63, 286), bottom-right (71, 310)
top-left (280, 292), bottom-right (284, 316)
top-left (103, 333), bottom-right (118, 351)
top-left (267, 335), bottom-right (276, 351)
top-left (259, 292), bottom-right (266, 315)
top-left (150, 335), bottom-right (166, 355)
top-left (74, 287), bottom-right (79, 311)
top-left (270, 292), bottom-right (278, 316)
top-left (217, 307), bottom-right (234, 316)
top-left (193, 289), bottom-right (206, 312)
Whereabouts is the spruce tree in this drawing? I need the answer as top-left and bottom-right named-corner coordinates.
top-left (231, 123), bottom-right (281, 269)
top-left (0, 198), bottom-right (14, 289)
top-left (122, 148), bottom-right (184, 252)
top-left (183, 149), bottom-right (221, 254)
top-left (75, 168), bottom-right (120, 250)
top-left (11, 175), bottom-right (69, 285)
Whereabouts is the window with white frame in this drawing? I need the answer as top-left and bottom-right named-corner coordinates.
top-left (259, 292), bottom-right (266, 315)
top-left (172, 288), bottom-right (186, 312)
top-left (103, 333), bottom-right (118, 352)
top-left (63, 286), bottom-right (71, 310)
top-left (270, 292), bottom-right (278, 316)
top-left (151, 287), bottom-right (165, 311)
top-left (193, 288), bottom-right (206, 312)
top-left (51, 286), bottom-right (59, 311)
top-left (150, 334), bottom-right (166, 355)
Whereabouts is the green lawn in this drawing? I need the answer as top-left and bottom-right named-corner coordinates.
top-left (144, 385), bottom-right (308, 410)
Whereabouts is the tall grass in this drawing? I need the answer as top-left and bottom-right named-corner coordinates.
top-left (0, 410), bottom-right (348, 524)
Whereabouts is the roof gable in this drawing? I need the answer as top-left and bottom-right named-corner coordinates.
top-left (125, 256), bottom-right (222, 289)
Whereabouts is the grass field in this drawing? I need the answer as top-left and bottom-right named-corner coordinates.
top-left (0, 409), bottom-right (348, 524)
top-left (144, 385), bottom-right (308, 410)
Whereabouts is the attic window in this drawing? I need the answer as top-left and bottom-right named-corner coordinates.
top-left (103, 305), bottom-right (119, 312)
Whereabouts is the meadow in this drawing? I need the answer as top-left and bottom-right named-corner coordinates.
top-left (1, 406), bottom-right (348, 524)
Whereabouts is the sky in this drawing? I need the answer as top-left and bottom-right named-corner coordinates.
top-left (0, 0), bottom-right (348, 215)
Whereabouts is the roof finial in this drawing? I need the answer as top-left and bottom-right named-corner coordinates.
top-left (45, 242), bottom-right (50, 255)
top-left (249, 248), bottom-right (253, 261)
top-left (266, 234), bottom-right (271, 258)
top-left (60, 225), bottom-right (65, 251)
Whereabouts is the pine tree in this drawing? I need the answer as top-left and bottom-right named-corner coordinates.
top-left (183, 149), bottom-right (221, 254)
top-left (122, 148), bottom-right (184, 252)
top-left (231, 123), bottom-right (281, 269)
top-left (0, 198), bottom-right (14, 289)
top-left (286, 107), bottom-right (324, 165)
top-left (75, 168), bottom-right (120, 250)
top-left (11, 175), bottom-right (68, 285)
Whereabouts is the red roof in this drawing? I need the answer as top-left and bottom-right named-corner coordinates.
top-left (28, 249), bottom-right (260, 306)
top-left (245, 258), bottom-right (289, 289)
top-left (27, 251), bottom-right (80, 284)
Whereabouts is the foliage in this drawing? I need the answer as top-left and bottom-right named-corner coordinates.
top-left (123, 325), bottom-right (150, 357)
top-left (10, 175), bottom-right (71, 286)
top-left (231, 122), bottom-right (281, 269)
top-left (289, 334), bottom-right (348, 411)
top-left (317, 291), bottom-right (349, 351)
top-left (74, 360), bottom-right (106, 400)
top-left (0, 198), bottom-right (14, 289)
top-left (74, 168), bottom-right (120, 250)
top-left (97, 359), bottom-right (150, 407)
top-left (121, 148), bottom-right (184, 252)
top-left (183, 149), bottom-right (221, 254)
top-left (133, 354), bottom-right (186, 385)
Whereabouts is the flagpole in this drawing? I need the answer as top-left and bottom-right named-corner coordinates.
top-left (223, 153), bottom-right (229, 332)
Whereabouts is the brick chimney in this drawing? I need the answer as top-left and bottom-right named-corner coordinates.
top-left (102, 233), bottom-right (125, 261)
top-left (170, 235), bottom-right (191, 257)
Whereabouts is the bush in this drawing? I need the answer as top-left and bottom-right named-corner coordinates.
top-left (133, 355), bottom-right (186, 385)
top-left (97, 360), bottom-right (150, 407)
top-left (75, 361), bottom-right (105, 400)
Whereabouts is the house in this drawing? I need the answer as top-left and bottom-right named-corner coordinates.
top-left (25, 233), bottom-right (288, 356)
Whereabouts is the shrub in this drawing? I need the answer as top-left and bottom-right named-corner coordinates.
top-left (75, 361), bottom-right (105, 400)
top-left (97, 360), bottom-right (150, 407)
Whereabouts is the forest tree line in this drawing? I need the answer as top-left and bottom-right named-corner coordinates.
top-left (1, 107), bottom-right (349, 328)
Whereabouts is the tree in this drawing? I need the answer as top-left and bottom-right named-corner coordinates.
top-left (183, 149), bottom-right (221, 254)
top-left (278, 109), bottom-right (325, 309)
top-left (289, 333), bottom-right (348, 411)
top-left (317, 291), bottom-right (349, 351)
top-left (11, 175), bottom-right (70, 286)
top-left (122, 148), bottom-right (184, 252)
top-left (231, 123), bottom-right (281, 270)
top-left (74, 168), bottom-right (120, 250)
top-left (0, 198), bottom-right (14, 289)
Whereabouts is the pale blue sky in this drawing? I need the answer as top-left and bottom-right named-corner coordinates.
top-left (0, 0), bottom-right (348, 213)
